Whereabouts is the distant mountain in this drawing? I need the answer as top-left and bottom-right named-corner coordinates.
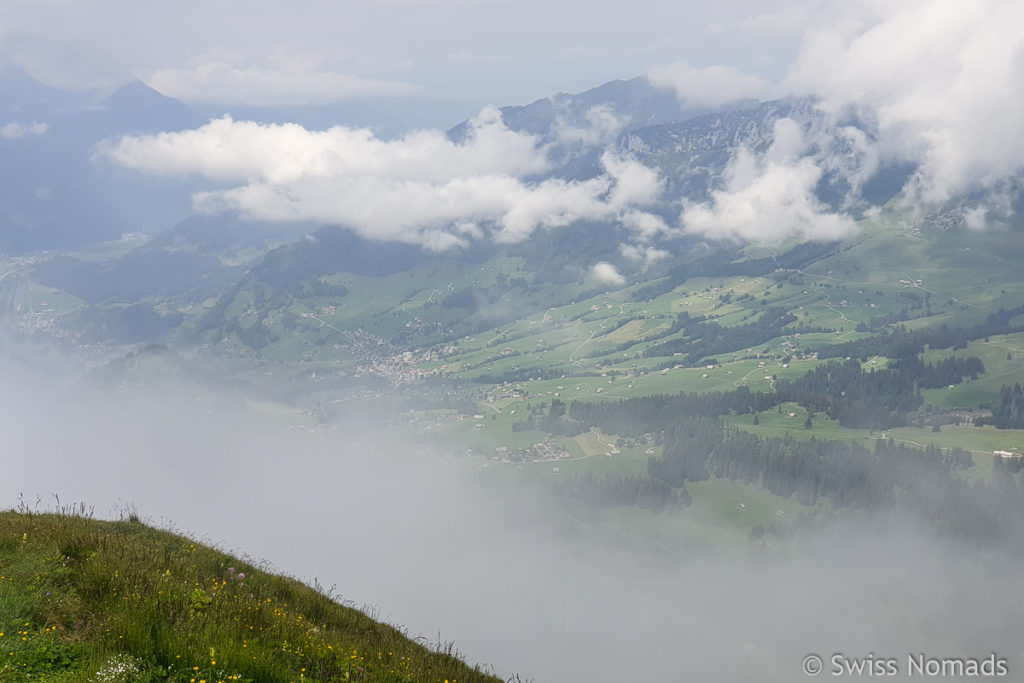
top-left (0, 71), bottom-right (203, 254)
top-left (449, 79), bottom-right (909, 213)
top-left (448, 76), bottom-right (754, 180)
top-left (620, 97), bottom-right (911, 211)
top-left (619, 98), bottom-right (799, 204)
top-left (89, 79), bottom-right (204, 135)
top-left (449, 76), bottom-right (720, 143)
top-left (31, 214), bottom-right (277, 306)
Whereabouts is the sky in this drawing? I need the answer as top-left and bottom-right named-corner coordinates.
top-left (0, 0), bottom-right (809, 106)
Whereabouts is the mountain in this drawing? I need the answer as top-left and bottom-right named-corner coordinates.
top-left (448, 78), bottom-right (907, 213)
top-left (447, 76), bottom-right (740, 181)
top-left (5, 72), bottom-right (1019, 372)
top-left (620, 97), bottom-right (911, 210)
top-left (0, 72), bottom-right (202, 254)
top-left (0, 74), bottom-right (962, 354)
top-left (95, 79), bottom-right (203, 135)
top-left (453, 77), bottom-right (698, 138)
top-left (31, 214), bottom-right (305, 306)
top-left (25, 214), bottom-right (312, 346)
top-left (449, 76), bottom-right (725, 145)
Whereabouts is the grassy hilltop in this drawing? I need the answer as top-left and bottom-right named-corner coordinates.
top-left (0, 510), bottom-right (502, 683)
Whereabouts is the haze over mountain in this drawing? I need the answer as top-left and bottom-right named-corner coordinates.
top-left (0, 70), bottom-right (204, 253)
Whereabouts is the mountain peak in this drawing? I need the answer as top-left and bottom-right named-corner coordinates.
top-left (101, 78), bottom-right (179, 108)
top-left (97, 78), bottom-right (202, 132)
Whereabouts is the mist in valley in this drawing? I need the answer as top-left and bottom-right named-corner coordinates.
top-left (3, 354), bottom-right (1023, 682)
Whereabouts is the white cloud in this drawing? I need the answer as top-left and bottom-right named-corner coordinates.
top-left (620, 243), bottom-right (669, 266)
top-left (1, 121), bottom-right (48, 139)
top-left (101, 109), bottom-right (665, 250)
top-left (681, 117), bottom-right (857, 242)
top-left (647, 61), bottom-right (767, 108)
top-left (619, 210), bottom-right (675, 241)
top-left (786, 0), bottom-right (1024, 214)
top-left (148, 60), bottom-right (419, 106)
top-left (591, 261), bottom-right (626, 286)
top-left (963, 206), bottom-right (988, 231)
top-left (553, 104), bottom-right (629, 148)
top-left (601, 154), bottom-right (664, 209)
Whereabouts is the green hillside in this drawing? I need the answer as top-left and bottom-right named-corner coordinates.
top-left (0, 510), bottom-right (501, 683)
top-left (10, 206), bottom-right (1024, 555)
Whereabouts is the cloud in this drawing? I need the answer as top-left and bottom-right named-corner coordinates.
top-left (148, 60), bottom-right (419, 106)
top-left (552, 104), bottom-right (629, 148)
top-left (785, 0), bottom-right (1024, 214)
top-left (620, 242), bottom-right (669, 266)
top-left (647, 61), bottom-right (767, 108)
top-left (591, 261), bottom-right (626, 286)
top-left (681, 117), bottom-right (858, 242)
top-left (102, 108), bottom-right (665, 250)
top-left (1, 121), bottom-right (48, 139)
top-left (619, 210), bottom-right (675, 241)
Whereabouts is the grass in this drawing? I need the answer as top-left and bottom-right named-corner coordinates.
top-left (0, 509), bottom-right (502, 683)
top-left (685, 478), bottom-right (828, 534)
top-left (921, 331), bottom-right (1024, 409)
top-left (723, 402), bottom-right (874, 444)
top-left (883, 423), bottom-right (1024, 477)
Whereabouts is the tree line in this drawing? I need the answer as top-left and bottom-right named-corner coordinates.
top-left (648, 418), bottom-right (972, 508)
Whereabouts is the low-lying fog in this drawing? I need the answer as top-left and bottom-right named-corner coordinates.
top-left (3, 356), bottom-right (1022, 682)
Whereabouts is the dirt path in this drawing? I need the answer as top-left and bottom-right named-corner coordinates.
top-left (569, 331), bottom-right (596, 363)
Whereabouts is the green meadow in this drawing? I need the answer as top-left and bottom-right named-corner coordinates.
top-left (0, 510), bottom-right (500, 683)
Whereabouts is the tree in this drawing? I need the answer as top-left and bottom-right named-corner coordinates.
top-left (549, 398), bottom-right (567, 420)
